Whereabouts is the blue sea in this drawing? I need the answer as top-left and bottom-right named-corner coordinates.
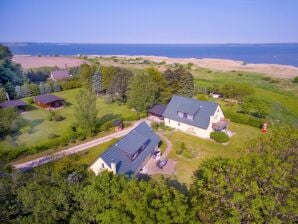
top-left (4, 43), bottom-right (298, 67)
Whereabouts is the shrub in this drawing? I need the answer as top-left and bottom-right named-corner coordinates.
top-left (151, 122), bottom-right (159, 131)
top-left (292, 76), bottom-right (298, 83)
top-left (47, 111), bottom-right (55, 121)
top-left (196, 94), bottom-right (208, 101)
top-left (210, 132), bottom-right (229, 143)
top-left (100, 121), bottom-right (114, 131)
top-left (48, 133), bottom-right (59, 139)
top-left (27, 97), bottom-right (34, 104)
top-left (225, 109), bottom-right (262, 128)
top-left (52, 114), bottom-right (64, 122)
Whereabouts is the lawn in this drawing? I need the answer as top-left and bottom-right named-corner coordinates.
top-left (0, 88), bottom-right (138, 152)
top-left (164, 122), bottom-right (260, 184)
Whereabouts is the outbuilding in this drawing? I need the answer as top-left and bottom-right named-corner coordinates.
top-left (0, 99), bottom-right (28, 112)
top-left (34, 94), bottom-right (64, 110)
top-left (148, 104), bottom-right (167, 121)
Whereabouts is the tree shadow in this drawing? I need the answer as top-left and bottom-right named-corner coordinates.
top-left (164, 177), bottom-right (189, 195)
top-left (24, 104), bottom-right (37, 112)
top-left (96, 113), bottom-right (122, 127)
top-left (64, 101), bottom-right (72, 107)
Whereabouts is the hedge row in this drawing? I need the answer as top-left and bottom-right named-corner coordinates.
top-left (224, 109), bottom-right (263, 128)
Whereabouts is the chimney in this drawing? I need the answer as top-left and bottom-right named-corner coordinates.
top-left (111, 160), bottom-right (117, 174)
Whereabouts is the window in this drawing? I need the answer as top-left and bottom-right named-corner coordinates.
top-left (178, 122), bottom-right (180, 126)
top-left (102, 163), bottom-right (105, 168)
top-left (187, 114), bottom-right (194, 120)
top-left (178, 111), bottom-right (184, 118)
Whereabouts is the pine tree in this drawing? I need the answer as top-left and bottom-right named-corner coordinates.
top-left (15, 85), bottom-right (23, 98)
top-left (21, 83), bottom-right (30, 97)
top-left (45, 83), bottom-right (52, 93)
top-left (91, 71), bottom-right (102, 96)
top-left (53, 82), bottom-right (61, 92)
top-left (39, 82), bottom-right (46, 94)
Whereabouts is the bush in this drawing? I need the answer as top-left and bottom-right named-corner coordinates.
top-left (100, 121), bottom-right (114, 131)
top-left (47, 111), bottom-right (55, 121)
top-left (52, 114), bottom-right (64, 122)
top-left (48, 133), bottom-right (59, 139)
top-left (210, 132), bottom-right (229, 143)
top-left (196, 94), bottom-right (209, 101)
top-left (151, 122), bottom-right (159, 131)
top-left (292, 76), bottom-right (298, 83)
top-left (27, 97), bottom-right (34, 104)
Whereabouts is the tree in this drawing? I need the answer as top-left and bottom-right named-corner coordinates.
top-left (190, 126), bottom-right (298, 223)
top-left (74, 89), bottom-right (98, 136)
top-left (91, 70), bottom-right (102, 95)
top-left (240, 96), bottom-right (272, 118)
top-left (39, 82), bottom-right (46, 95)
top-left (79, 64), bottom-right (93, 89)
top-left (44, 83), bottom-right (52, 93)
top-left (101, 66), bottom-right (117, 93)
top-left (29, 83), bottom-right (40, 96)
top-left (164, 67), bottom-right (194, 98)
top-left (110, 67), bottom-right (133, 102)
top-left (221, 83), bottom-right (255, 101)
top-left (127, 73), bottom-right (158, 112)
top-left (21, 83), bottom-right (30, 97)
top-left (0, 87), bottom-right (7, 102)
top-left (15, 85), bottom-right (23, 98)
top-left (0, 108), bottom-right (18, 136)
top-left (52, 82), bottom-right (61, 92)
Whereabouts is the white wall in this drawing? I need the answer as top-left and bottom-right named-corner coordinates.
top-left (164, 106), bottom-right (225, 139)
top-left (89, 157), bottom-right (112, 175)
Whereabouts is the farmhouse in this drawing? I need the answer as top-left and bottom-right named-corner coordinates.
top-left (0, 99), bottom-right (28, 112)
top-left (148, 104), bottom-right (167, 121)
top-left (50, 70), bottom-right (70, 81)
top-left (163, 95), bottom-right (228, 138)
top-left (34, 94), bottom-right (65, 109)
top-left (90, 122), bottom-right (160, 176)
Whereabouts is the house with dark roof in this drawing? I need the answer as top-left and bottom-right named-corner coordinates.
top-left (50, 70), bottom-right (70, 81)
top-left (148, 104), bottom-right (167, 120)
top-left (89, 122), bottom-right (160, 176)
top-left (163, 95), bottom-right (228, 138)
top-left (0, 99), bottom-right (28, 112)
top-left (34, 94), bottom-right (64, 109)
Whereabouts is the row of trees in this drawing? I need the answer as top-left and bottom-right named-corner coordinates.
top-left (0, 126), bottom-right (296, 223)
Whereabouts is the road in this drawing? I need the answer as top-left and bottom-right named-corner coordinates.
top-left (13, 119), bottom-right (148, 169)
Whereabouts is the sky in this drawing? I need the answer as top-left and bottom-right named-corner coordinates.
top-left (1, 0), bottom-right (298, 44)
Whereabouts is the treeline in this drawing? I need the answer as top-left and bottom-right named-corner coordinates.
top-left (0, 126), bottom-right (296, 223)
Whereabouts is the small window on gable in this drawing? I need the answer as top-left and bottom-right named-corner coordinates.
top-left (178, 122), bottom-right (180, 126)
top-left (178, 111), bottom-right (184, 118)
top-left (102, 163), bottom-right (104, 168)
top-left (187, 114), bottom-right (193, 120)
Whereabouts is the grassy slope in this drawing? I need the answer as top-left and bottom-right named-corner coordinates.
top-left (0, 88), bottom-right (137, 150)
top-left (165, 122), bottom-right (260, 184)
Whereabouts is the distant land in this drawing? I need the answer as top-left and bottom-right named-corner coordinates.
top-left (4, 43), bottom-right (298, 67)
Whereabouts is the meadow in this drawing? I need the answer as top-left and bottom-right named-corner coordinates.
top-left (0, 88), bottom-right (138, 160)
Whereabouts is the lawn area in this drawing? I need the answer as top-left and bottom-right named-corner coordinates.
top-left (165, 122), bottom-right (260, 184)
top-left (0, 88), bottom-right (138, 153)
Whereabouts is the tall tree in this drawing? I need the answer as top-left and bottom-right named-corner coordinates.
top-left (100, 66), bottom-right (117, 93)
top-left (0, 108), bottom-right (18, 136)
top-left (110, 67), bottom-right (133, 102)
top-left (127, 73), bottom-right (158, 112)
top-left (0, 87), bottom-right (7, 102)
top-left (44, 83), bottom-right (52, 93)
top-left (79, 64), bottom-right (93, 89)
top-left (15, 85), bottom-right (23, 98)
top-left (52, 82), bottom-right (61, 92)
top-left (74, 89), bottom-right (98, 136)
top-left (39, 82), bottom-right (46, 95)
top-left (91, 70), bottom-right (102, 95)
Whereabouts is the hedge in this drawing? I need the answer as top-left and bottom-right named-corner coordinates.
top-left (224, 109), bottom-right (262, 128)
top-left (210, 132), bottom-right (230, 143)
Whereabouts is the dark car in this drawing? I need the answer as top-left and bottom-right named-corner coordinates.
top-left (156, 159), bottom-right (168, 169)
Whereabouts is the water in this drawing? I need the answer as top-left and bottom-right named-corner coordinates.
top-left (4, 43), bottom-right (298, 67)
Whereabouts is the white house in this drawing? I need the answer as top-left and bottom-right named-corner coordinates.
top-left (50, 70), bottom-right (70, 81)
top-left (163, 95), bottom-right (228, 138)
top-left (89, 122), bottom-right (160, 176)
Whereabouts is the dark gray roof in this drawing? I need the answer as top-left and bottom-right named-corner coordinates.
top-left (99, 122), bottom-right (160, 176)
top-left (51, 70), bottom-right (70, 81)
top-left (34, 94), bottom-right (64, 104)
top-left (163, 95), bottom-right (219, 129)
top-left (0, 99), bottom-right (27, 108)
top-left (148, 104), bottom-right (167, 116)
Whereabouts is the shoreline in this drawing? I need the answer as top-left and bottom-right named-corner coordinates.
top-left (13, 54), bottom-right (298, 78)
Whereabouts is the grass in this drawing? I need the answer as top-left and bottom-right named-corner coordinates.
top-left (0, 88), bottom-right (138, 152)
top-left (165, 122), bottom-right (260, 184)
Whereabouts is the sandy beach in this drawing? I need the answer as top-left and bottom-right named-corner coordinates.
top-left (13, 55), bottom-right (298, 78)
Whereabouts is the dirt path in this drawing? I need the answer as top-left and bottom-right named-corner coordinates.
top-left (157, 132), bottom-right (173, 159)
top-left (13, 119), bottom-right (148, 169)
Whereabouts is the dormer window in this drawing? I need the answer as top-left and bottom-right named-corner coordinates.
top-left (178, 111), bottom-right (184, 118)
top-left (187, 114), bottom-right (194, 120)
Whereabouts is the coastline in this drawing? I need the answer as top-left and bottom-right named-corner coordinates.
top-left (13, 54), bottom-right (298, 78)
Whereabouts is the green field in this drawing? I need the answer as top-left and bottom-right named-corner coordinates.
top-left (0, 88), bottom-right (138, 152)
top-left (165, 122), bottom-right (260, 184)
